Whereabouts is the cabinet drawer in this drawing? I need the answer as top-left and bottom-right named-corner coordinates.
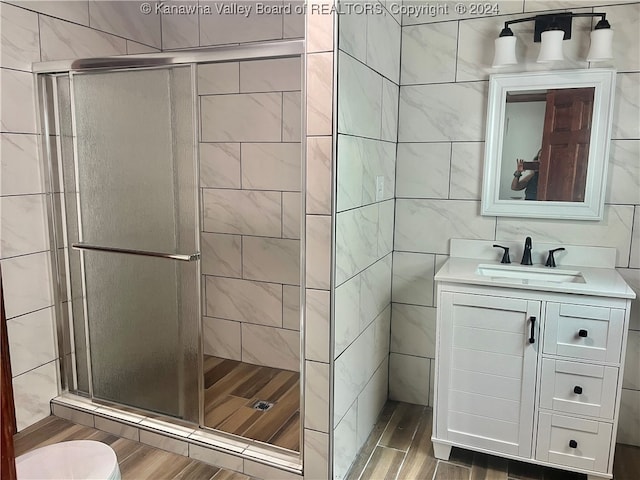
top-left (540, 359), bottom-right (618, 419)
top-left (543, 303), bottom-right (624, 363)
top-left (536, 412), bottom-right (612, 473)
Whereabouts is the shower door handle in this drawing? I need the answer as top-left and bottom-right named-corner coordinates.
top-left (72, 243), bottom-right (200, 261)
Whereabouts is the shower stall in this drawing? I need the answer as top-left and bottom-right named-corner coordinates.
top-left (36, 41), bottom-right (305, 460)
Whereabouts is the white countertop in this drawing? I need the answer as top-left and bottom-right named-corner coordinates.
top-left (435, 257), bottom-right (636, 299)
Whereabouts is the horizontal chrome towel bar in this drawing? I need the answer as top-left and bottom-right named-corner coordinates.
top-left (72, 243), bottom-right (200, 262)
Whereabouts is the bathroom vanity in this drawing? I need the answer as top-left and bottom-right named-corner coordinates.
top-left (432, 239), bottom-right (635, 480)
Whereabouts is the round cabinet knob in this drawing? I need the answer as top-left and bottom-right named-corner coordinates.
top-left (578, 329), bottom-right (588, 338)
top-left (574, 386), bottom-right (583, 394)
top-left (569, 440), bottom-right (578, 449)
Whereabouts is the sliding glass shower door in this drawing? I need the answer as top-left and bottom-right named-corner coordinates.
top-left (70, 66), bottom-right (200, 421)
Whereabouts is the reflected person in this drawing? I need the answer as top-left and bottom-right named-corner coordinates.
top-left (511, 149), bottom-right (541, 200)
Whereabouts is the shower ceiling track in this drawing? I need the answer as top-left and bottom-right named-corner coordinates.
top-left (32, 39), bottom-right (305, 74)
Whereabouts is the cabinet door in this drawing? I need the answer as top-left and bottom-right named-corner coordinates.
top-left (436, 292), bottom-right (540, 458)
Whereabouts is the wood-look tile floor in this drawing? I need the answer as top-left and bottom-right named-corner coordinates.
top-left (203, 355), bottom-right (300, 452)
top-left (347, 401), bottom-right (640, 480)
top-left (13, 416), bottom-right (255, 480)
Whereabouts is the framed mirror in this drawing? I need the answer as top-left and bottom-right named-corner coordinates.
top-left (481, 69), bottom-right (616, 220)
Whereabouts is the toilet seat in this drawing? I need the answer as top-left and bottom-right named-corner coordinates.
top-left (16, 440), bottom-right (121, 480)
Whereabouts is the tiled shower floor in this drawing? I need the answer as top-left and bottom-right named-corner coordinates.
top-left (203, 356), bottom-right (300, 452)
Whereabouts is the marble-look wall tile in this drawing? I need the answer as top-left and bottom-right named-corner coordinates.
top-left (305, 360), bottom-right (330, 433)
top-left (198, 62), bottom-right (240, 95)
top-left (1, 68), bottom-right (37, 134)
top-left (283, 286), bottom-right (300, 331)
top-left (396, 142), bottom-right (451, 199)
top-left (392, 251), bottom-right (435, 306)
top-left (125, 40), bottom-right (159, 54)
top-left (304, 429), bottom-right (330, 480)
top-left (333, 400), bottom-right (358, 480)
top-left (401, 22), bottom-right (457, 85)
top-left (242, 236), bottom-right (300, 285)
top-left (496, 205), bottom-right (634, 267)
top-left (306, 289), bottom-right (330, 363)
top-left (336, 135), bottom-right (365, 211)
top-left (306, 136), bottom-right (332, 215)
top-left (306, 215), bottom-right (331, 290)
top-left (161, 1), bottom-right (199, 50)
top-left (1, 194), bottom-right (49, 258)
top-left (399, 82), bottom-right (487, 142)
top-left (240, 57), bottom-right (301, 93)
top-left (0, 3), bottom-right (39, 71)
top-left (395, 199), bottom-right (496, 254)
top-left (450, 141), bottom-right (484, 200)
top-left (201, 233), bottom-right (242, 277)
top-left (13, 360), bottom-right (59, 431)
top-left (241, 324), bottom-right (300, 371)
top-left (203, 316), bottom-right (241, 360)
top-left (618, 389), bottom-right (640, 446)
top-left (389, 353), bottom-right (430, 406)
top-left (335, 204), bottom-right (378, 285)
top-left (307, 53), bottom-right (334, 136)
top-left (390, 304), bottom-right (436, 358)
top-left (199, 1), bottom-right (283, 46)
top-left (606, 140), bottom-right (640, 205)
top-left (366, 7), bottom-right (401, 83)
top-left (378, 199), bottom-right (395, 256)
top-left (205, 276), bottom-right (282, 327)
top-left (338, 51), bottom-right (382, 138)
top-left (356, 357), bottom-right (388, 448)
top-left (334, 273), bottom-right (360, 357)
top-left (39, 15), bottom-right (127, 62)
top-left (283, 1), bottom-right (305, 39)
top-left (338, 9), bottom-right (366, 62)
top-left (618, 268), bottom-right (639, 330)
top-left (362, 141), bottom-right (396, 206)
top-left (88, 0), bottom-right (161, 48)
top-left (630, 209), bottom-right (640, 268)
top-left (402, 0), bottom-right (522, 26)
top-left (241, 143), bottom-right (301, 192)
top-left (283, 192), bottom-right (302, 239)
top-left (9, 1), bottom-right (90, 25)
top-left (201, 93), bottom-right (282, 142)
top-left (140, 430), bottom-right (188, 456)
top-left (1, 251), bottom-right (52, 318)
top-left (189, 443), bottom-right (244, 472)
top-left (199, 143), bottom-right (241, 189)
top-left (0, 134), bottom-right (43, 196)
top-left (612, 73), bottom-right (640, 140)
top-left (359, 255), bottom-right (392, 331)
top-left (623, 330), bottom-right (640, 390)
top-left (307, 0), bottom-right (334, 53)
top-left (202, 189), bottom-right (281, 237)
top-left (283, 91), bottom-right (303, 142)
top-left (7, 307), bottom-right (57, 376)
top-left (381, 79), bottom-right (399, 142)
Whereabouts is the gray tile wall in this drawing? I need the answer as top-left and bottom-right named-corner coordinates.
top-left (198, 58), bottom-right (302, 372)
top-left (333, 1), bottom-right (400, 478)
top-left (392, 0), bottom-right (640, 448)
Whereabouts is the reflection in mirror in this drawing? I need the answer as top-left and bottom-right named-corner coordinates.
top-left (500, 87), bottom-right (595, 202)
top-left (482, 69), bottom-right (615, 220)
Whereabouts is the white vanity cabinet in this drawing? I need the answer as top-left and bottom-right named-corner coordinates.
top-left (432, 241), bottom-right (635, 480)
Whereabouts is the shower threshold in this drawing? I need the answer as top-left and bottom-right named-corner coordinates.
top-left (50, 393), bottom-right (302, 476)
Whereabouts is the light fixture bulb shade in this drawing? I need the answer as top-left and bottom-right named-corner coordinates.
top-left (492, 36), bottom-right (517, 67)
top-left (587, 28), bottom-right (614, 61)
top-left (537, 30), bottom-right (565, 63)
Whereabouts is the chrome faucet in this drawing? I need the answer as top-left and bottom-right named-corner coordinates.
top-left (521, 237), bottom-right (533, 265)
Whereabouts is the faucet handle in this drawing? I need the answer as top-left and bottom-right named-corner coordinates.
top-left (545, 247), bottom-right (566, 268)
top-left (493, 244), bottom-right (511, 264)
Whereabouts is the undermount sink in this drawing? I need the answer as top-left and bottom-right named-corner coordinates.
top-left (476, 264), bottom-right (586, 284)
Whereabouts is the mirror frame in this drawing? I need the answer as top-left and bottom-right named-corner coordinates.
top-left (481, 68), bottom-right (616, 220)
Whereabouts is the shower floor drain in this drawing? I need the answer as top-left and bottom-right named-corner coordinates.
top-left (252, 400), bottom-right (275, 411)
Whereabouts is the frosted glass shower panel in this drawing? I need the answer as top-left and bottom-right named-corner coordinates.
top-left (71, 66), bottom-right (199, 420)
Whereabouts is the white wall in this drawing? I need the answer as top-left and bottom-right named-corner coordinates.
top-left (392, 1), bottom-right (640, 448)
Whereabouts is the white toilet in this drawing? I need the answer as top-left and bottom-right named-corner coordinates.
top-left (16, 440), bottom-right (121, 480)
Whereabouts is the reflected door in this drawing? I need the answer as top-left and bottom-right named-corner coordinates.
top-left (71, 66), bottom-right (199, 421)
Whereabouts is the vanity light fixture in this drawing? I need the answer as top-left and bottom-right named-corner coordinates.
top-left (492, 12), bottom-right (613, 67)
